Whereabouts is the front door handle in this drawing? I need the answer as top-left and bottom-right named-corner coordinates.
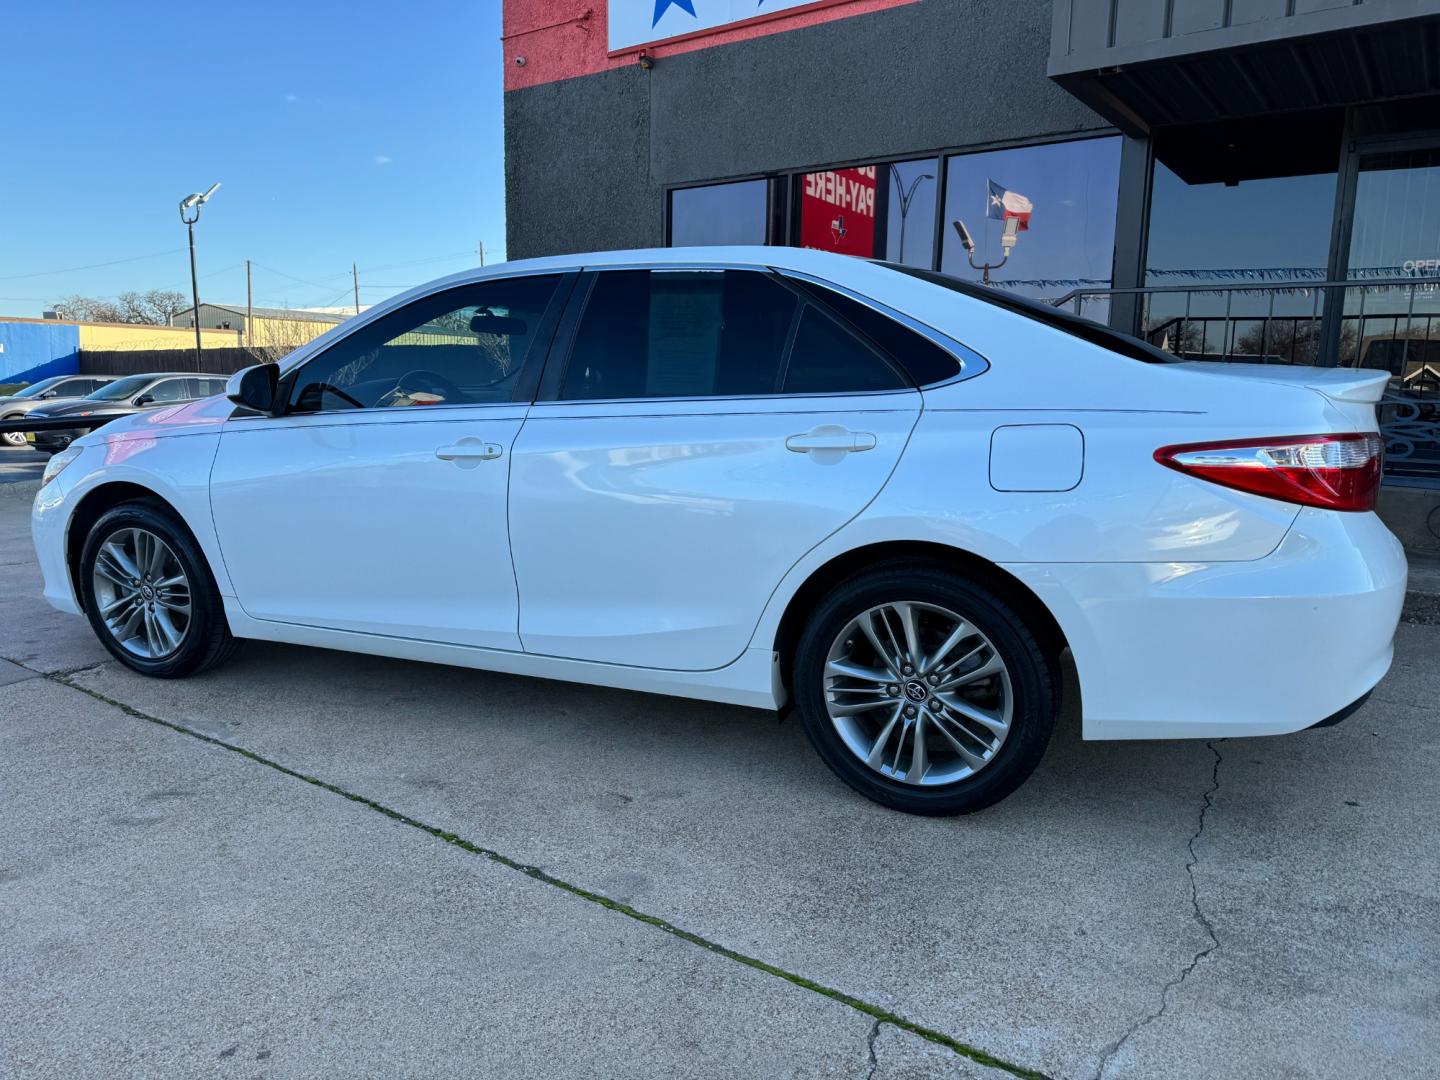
top-left (785, 426), bottom-right (878, 454)
top-left (436, 437), bottom-right (503, 469)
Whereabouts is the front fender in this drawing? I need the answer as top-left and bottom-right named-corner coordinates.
top-left (59, 430), bottom-right (230, 597)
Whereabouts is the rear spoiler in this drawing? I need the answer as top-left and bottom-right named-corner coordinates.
top-left (1174, 362), bottom-right (1391, 406)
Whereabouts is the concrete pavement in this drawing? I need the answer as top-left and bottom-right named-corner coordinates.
top-left (0, 445), bottom-right (46, 485)
top-left (1, 494), bottom-right (1436, 1078)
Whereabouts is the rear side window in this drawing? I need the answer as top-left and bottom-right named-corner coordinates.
top-left (783, 306), bottom-right (907, 394)
top-left (794, 282), bottom-right (961, 385)
top-left (560, 269), bottom-right (796, 400)
top-left (559, 269), bottom-right (912, 400)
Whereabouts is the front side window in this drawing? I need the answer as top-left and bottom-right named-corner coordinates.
top-left (12, 376), bottom-right (68, 399)
top-left (146, 379), bottom-right (192, 404)
top-left (288, 275), bottom-right (561, 412)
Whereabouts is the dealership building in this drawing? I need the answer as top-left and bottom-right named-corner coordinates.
top-left (503, 0), bottom-right (1440, 505)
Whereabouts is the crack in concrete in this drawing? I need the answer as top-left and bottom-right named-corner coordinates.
top-left (1092, 741), bottom-right (1223, 1080)
top-left (32, 665), bottom-right (1051, 1080)
top-left (865, 1019), bottom-right (885, 1080)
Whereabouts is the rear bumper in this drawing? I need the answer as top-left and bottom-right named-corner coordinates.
top-left (1004, 508), bottom-right (1406, 740)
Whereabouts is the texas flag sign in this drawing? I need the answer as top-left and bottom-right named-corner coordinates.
top-left (987, 179), bottom-right (1033, 232)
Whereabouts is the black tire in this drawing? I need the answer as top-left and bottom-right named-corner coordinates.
top-left (793, 564), bottom-right (1057, 815)
top-left (78, 499), bottom-right (240, 678)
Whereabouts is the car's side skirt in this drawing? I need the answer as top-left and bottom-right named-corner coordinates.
top-left (222, 603), bottom-right (785, 712)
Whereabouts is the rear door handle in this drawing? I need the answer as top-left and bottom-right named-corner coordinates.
top-left (436, 437), bottom-right (503, 468)
top-left (785, 427), bottom-right (877, 454)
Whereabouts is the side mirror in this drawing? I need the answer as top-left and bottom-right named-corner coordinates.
top-left (226, 363), bottom-right (279, 414)
top-left (134, 394), bottom-right (155, 407)
top-left (40, 390), bottom-right (57, 399)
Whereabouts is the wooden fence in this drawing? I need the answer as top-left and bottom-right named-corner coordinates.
top-left (78, 347), bottom-right (277, 377)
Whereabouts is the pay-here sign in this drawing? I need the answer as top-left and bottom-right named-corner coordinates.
top-left (609, 0), bottom-right (823, 52)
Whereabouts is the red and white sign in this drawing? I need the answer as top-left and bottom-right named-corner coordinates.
top-left (799, 166), bottom-right (877, 257)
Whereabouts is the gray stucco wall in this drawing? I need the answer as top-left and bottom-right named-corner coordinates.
top-left (504, 0), bottom-right (1107, 259)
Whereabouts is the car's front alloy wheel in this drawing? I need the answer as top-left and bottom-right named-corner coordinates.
top-left (91, 527), bottom-right (193, 660)
top-left (794, 565), bottom-right (1057, 815)
top-left (80, 500), bottom-right (240, 678)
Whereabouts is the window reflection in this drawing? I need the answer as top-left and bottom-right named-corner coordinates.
top-left (940, 137), bottom-right (1121, 307)
top-left (670, 180), bottom-right (769, 246)
top-left (1145, 161), bottom-right (1337, 363)
top-left (882, 160), bottom-right (938, 268)
top-left (793, 158), bottom-right (938, 266)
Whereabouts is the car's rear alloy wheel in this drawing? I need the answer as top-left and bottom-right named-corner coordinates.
top-left (825, 601), bottom-right (1012, 786)
top-left (80, 500), bottom-right (240, 678)
top-left (795, 566), bottom-right (1057, 815)
top-left (1, 424), bottom-right (25, 447)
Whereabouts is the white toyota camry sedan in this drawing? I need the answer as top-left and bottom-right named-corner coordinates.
top-left (31, 248), bottom-right (1407, 814)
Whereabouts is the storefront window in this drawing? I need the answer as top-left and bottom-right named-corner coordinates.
top-left (1145, 162), bottom-right (1337, 362)
top-left (793, 158), bottom-right (938, 267)
top-left (669, 180), bottom-right (770, 246)
top-left (939, 137), bottom-right (1121, 309)
top-left (882, 159), bottom-right (939, 268)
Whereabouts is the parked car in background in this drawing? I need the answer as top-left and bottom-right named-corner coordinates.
top-left (30, 248), bottom-right (1406, 814)
top-left (25, 373), bottom-right (229, 452)
top-left (1, 375), bottom-right (119, 446)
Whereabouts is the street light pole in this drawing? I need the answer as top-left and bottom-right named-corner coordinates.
top-left (890, 169), bottom-right (935, 265)
top-left (178, 183), bottom-right (221, 371)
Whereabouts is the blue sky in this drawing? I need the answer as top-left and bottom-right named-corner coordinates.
top-left (0, 0), bottom-right (505, 318)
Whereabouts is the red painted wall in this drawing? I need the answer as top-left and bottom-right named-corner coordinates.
top-left (503, 0), bottom-right (920, 91)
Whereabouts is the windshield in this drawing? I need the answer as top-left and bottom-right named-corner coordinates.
top-left (85, 375), bottom-right (154, 402)
top-left (11, 375), bottom-right (69, 399)
top-left (878, 263), bottom-right (1175, 365)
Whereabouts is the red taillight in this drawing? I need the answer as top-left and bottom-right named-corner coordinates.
top-left (1154, 433), bottom-right (1383, 512)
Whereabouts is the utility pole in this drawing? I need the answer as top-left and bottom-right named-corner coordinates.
top-left (478, 240), bottom-right (485, 267)
top-left (245, 260), bottom-right (253, 348)
top-left (352, 262), bottom-right (360, 314)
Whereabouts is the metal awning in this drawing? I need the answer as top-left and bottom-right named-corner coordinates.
top-left (1049, 0), bottom-right (1440, 135)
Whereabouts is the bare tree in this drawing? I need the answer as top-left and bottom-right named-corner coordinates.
top-left (51, 289), bottom-right (190, 325)
top-left (119, 290), bottom-right (190, 325)
top-left (51, 295), bottom-right (124, 323)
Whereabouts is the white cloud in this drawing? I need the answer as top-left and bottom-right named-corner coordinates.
top-left (285, 92), bottom-right (297, 102)
top-left (374, 154), bottom-right (393, 166)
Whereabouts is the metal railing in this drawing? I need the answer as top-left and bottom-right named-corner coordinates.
top-left (1049, 277), bottom-right (1440, 483)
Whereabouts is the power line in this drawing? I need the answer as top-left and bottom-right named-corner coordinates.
top-left (249, 262), bottom-right (349, 290)
top-left (0, 248), bottom-right (185, 281)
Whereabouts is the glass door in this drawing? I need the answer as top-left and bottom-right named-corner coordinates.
top-left (1336, 135), bottom-right (1440, 480)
